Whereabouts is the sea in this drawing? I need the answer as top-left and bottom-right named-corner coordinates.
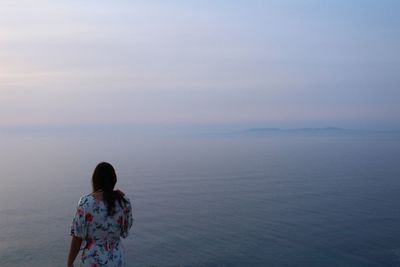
top-left (1, 129), bottom-right (400, 266)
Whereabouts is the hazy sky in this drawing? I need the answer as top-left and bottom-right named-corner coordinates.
top-left (1, 0), bottom-right (399, 128)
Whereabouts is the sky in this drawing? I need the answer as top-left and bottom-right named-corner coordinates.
top-left (0, 0), bottom-right (399, 129)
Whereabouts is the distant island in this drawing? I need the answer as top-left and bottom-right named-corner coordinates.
top-left (247, 127), bottom-right (344, 133)
top-left (237, 127), bottom-right (350, 137)
top-left (232, 127), bottom-right (400, 137)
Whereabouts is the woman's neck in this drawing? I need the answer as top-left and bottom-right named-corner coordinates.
top-left (91, 189), bottom-right (104, 201)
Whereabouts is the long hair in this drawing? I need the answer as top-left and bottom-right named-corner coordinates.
top-left (92, 162), bottom-right (127, 216)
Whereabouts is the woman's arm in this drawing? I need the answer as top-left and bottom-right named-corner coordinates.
top-left (67, 235), bottom-right (82, 267)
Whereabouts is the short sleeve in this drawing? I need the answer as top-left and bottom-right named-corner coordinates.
top-left (121, 198), bottom-right (133, 238)
top-left (70, 197), bottom-right (87, 239)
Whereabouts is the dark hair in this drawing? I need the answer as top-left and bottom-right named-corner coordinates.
top-left (92, 162), bottom-right (127, 216)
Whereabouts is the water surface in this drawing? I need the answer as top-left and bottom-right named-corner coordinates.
top-left (0, 133), bottom-right (400, 266)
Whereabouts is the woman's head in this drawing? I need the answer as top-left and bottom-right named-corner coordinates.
top-left (92, 162), bottom-right (117, 193)
top-left (92, 162), bottom-right (126, 216)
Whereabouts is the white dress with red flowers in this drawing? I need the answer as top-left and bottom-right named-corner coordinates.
top-left (71, 194), bottom-right (133, 267)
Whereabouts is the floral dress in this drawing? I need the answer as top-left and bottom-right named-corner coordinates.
top-left (71, 194), bottom-right (133, 267)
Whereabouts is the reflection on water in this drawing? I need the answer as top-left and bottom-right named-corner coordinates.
top-left (1, 134), bottom-right (400, 266)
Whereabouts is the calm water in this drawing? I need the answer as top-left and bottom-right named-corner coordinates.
top-left (1, 133), bottom-right (400, 266)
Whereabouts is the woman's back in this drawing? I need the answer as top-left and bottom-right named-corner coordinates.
top-left (71, 193), bottom-right (133, 267)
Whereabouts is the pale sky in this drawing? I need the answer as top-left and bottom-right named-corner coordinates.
top-left (1, 0), bottom-right (399, 128)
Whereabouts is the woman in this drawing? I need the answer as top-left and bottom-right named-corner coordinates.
top-left (68, 162), bottom-right (133, 267)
